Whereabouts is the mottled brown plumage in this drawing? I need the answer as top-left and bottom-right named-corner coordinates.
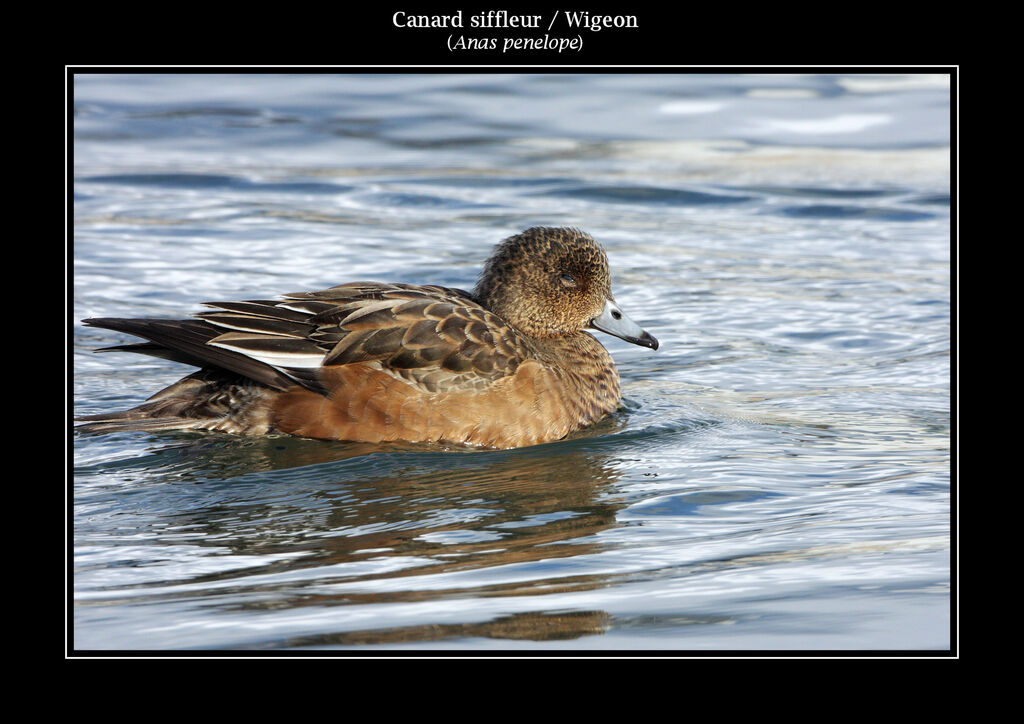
top-left (78, 227), bottom-right (658, 448)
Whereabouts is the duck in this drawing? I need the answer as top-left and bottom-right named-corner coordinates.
top-left (77, 227), bottom-right (659, 449)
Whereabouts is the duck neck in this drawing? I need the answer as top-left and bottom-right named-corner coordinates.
top-left (532, 332), bottom-right (622, 412)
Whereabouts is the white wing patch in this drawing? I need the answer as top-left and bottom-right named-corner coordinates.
top-left (208, 333), bottom-right (326, 369)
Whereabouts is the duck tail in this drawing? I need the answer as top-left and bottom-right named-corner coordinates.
top-left (81, 317), bottom-right (298, 391)
top-left (75, 369), bottom-right (275, 435)
top-left (74, 415), bottom-right (209, 434)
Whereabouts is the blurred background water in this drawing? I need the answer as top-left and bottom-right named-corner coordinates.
top-left (71, 73), bottom-right (952, 652)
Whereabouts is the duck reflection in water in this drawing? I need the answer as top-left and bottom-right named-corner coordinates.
top-left (146, 434), bottom-right (630, 644)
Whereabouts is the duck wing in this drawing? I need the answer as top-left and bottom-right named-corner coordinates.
top-left (87, 282), bottom-right (530, 396)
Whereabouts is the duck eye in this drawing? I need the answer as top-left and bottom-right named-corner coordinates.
top-left (559, 273), bottom-right (578, 288)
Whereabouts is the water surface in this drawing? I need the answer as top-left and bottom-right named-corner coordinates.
top-left (72, 73), bottom-right (952, 651)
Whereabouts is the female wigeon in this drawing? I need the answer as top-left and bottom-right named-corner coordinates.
top-left (78, 227), bottom-right (658, 448)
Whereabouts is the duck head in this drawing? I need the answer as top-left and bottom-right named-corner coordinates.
top-left (474, 227), bottom-right (659, 349)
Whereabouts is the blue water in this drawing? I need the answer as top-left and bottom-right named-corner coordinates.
top-left (71, 73), bottom-right (952, 651)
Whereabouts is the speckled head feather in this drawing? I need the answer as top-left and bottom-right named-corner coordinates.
top-left (473, 227), bottom-right (612, 338)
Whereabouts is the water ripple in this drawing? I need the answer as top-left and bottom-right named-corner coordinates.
top-left (72, 73), bottom-right (951, 651)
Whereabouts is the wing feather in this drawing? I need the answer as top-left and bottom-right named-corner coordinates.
top-left (88, 282), bottom-right (528, 396)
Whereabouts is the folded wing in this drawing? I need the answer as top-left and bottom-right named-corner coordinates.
top-left (87, 283), bottom-right (529, 397)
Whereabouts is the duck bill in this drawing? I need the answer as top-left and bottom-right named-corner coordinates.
top-left (589, 299), bottom-right (659, 350)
